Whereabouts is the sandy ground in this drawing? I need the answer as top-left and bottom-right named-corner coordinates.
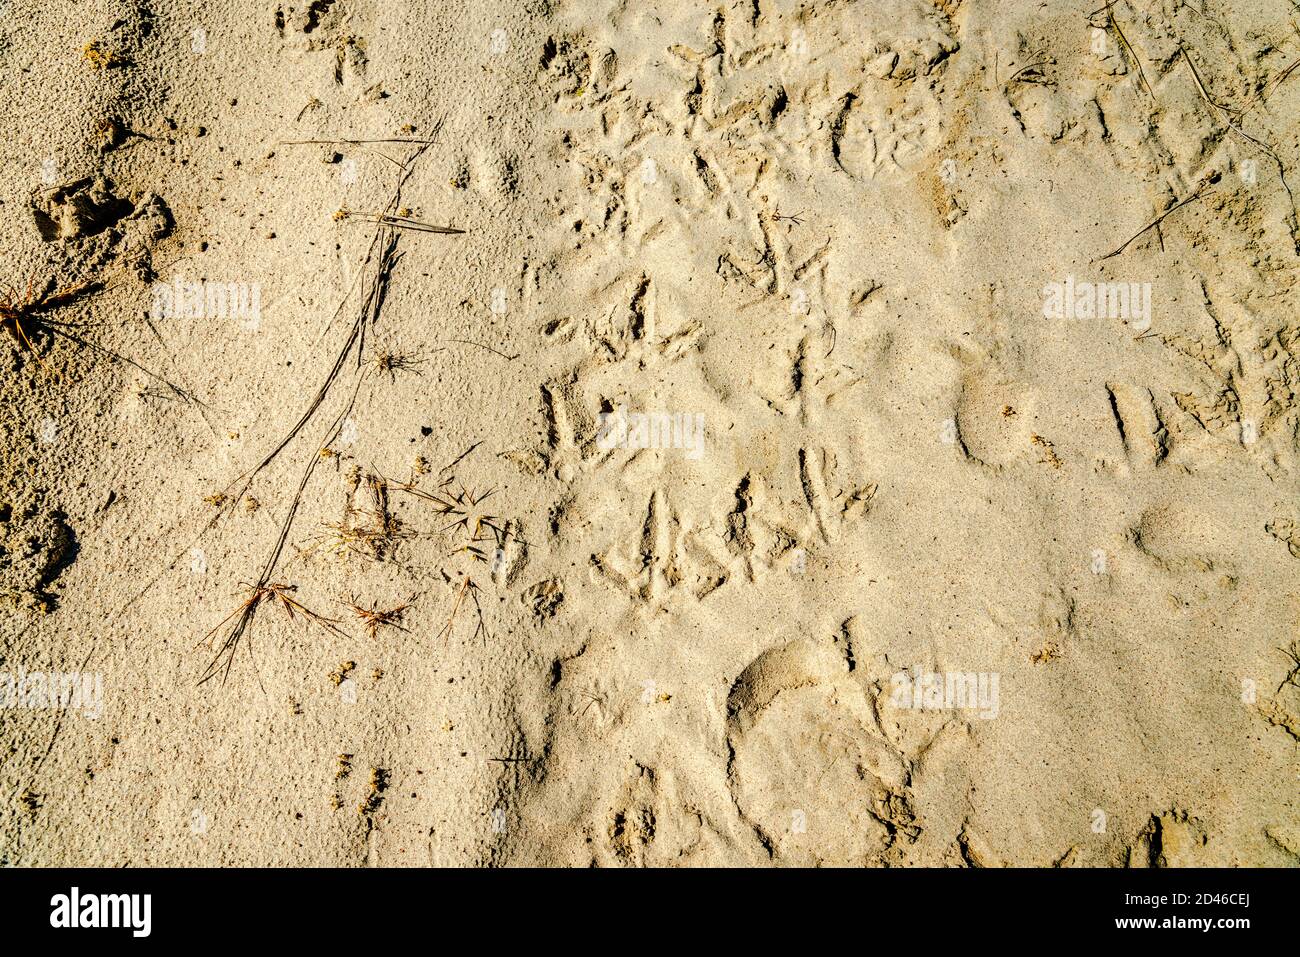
top-left (1, 0), bottom-right (1298, 867)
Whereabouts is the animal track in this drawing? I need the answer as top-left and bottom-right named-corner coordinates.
top-left (0, 494), bottom-right (77, 613)
top-left (1130, 809), bottom-right (1210, 867)
top-left (591, 490), bottom-right (727, 606)
top-left (725, 636), bottom-right (915, 865)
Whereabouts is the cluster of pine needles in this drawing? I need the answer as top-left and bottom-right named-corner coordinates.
top-left (392, 477), bottom-right (508, 562)
top-left (200, 582), bottom-right (349, 656)
top-left (1, 278), bottom-right (95, 371)
top-left (308, 470), bottom-right (414, 562)
top-left (343, 593), bottom-right (416, 641)
top-left (389, 475), bottom-right (521, 644)
top-left (367, 348), bottom-right (426, 383)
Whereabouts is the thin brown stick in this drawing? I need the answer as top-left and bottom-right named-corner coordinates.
top-left (439, 338), bottom-right (518, 360)
top-left (436, 575), bottom-right (472, 646)
top-left (1242, 57), bottom-right (1300, 119)
top-left (439, 442), bottom-right (482, 475)
top-left (280, 137), bottom-right (443, 146)
top-left (1105, 1), bottom-right (1153, 98)
top-left (341, 211), bottom-right (465, 235)
top-left (1095, 181), bottom-right (1215, 261)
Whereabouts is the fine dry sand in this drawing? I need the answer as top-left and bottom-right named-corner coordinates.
top-left (2, 0), bottom-right (1299, 866)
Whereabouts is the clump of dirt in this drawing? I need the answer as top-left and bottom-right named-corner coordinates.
top-left (30, 176), bottom-right (136, 242)
top-left (30, 175), bottom-right (173, 254)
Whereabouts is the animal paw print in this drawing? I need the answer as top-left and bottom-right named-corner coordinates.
top-left (726, 636), bottom-right (914, 865)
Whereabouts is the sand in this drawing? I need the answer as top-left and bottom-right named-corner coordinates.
top-left (1, 0), bottom-right (1298, 867)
